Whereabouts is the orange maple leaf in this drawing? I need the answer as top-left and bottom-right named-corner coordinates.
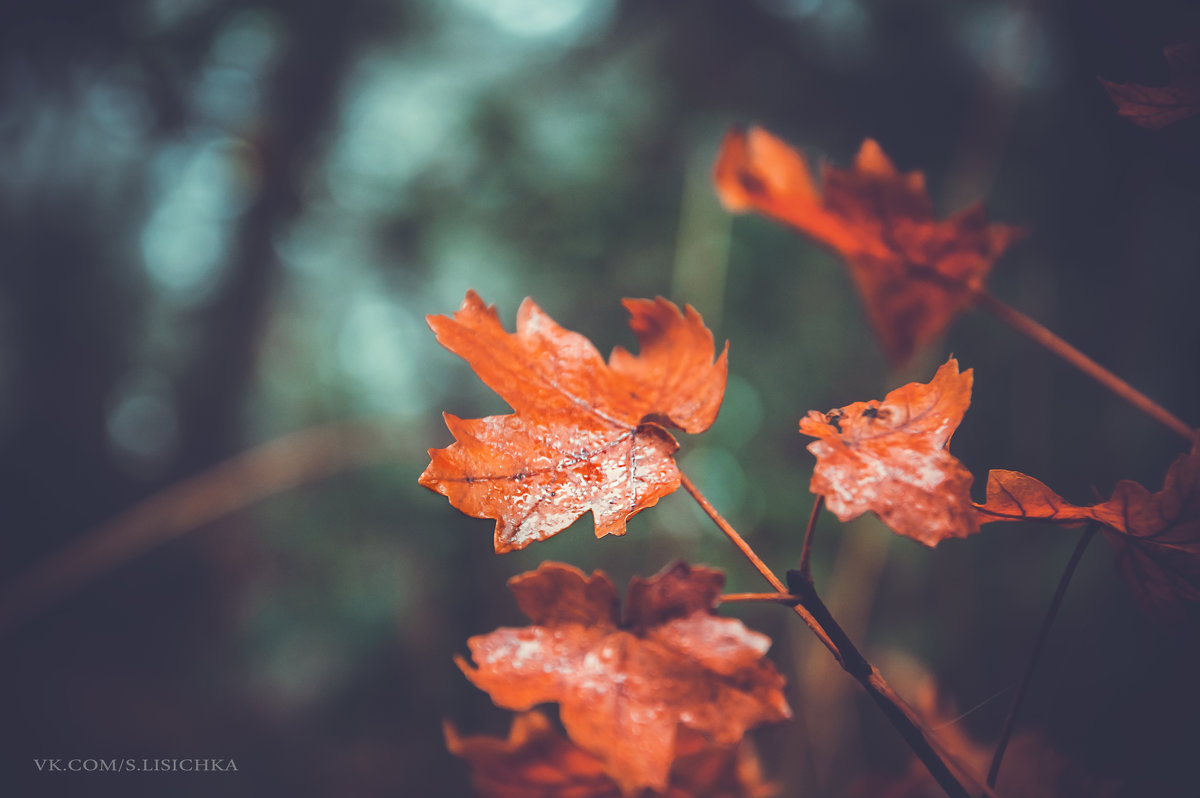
top-left (419, 291), bottom-right (728, 552)
top-left (445, 711), bottom-right (619, 798)
top-left (455, 561), bottom-right (791, 795)
top-left (976, 444), bottom-right (1200, 624)
top-left (1100, 41), bottom-right (1200, 130)
top-left (799, 358), bottom-right (978, 546)
top-left (714, 127), bottom-right (1022, 363)
top-left (974, 469), bottom-right (1104, 527)
top-left (445, 711), bottom-right (779, 798)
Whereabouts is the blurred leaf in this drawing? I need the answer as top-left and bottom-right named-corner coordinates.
top-left (1100, 41), bottom-right (1200, 130)
top-left (445, 710), bottom-right (779, 798)
top-left (977, 443), bottom-right (1200, 624)
top-left (714, 127), bottom-right (1021, 363)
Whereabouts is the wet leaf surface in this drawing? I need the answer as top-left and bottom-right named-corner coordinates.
top-left (799, 358), bottom-right (978, 545)
top-left (420, 291), bottom-right (727, 552)
top-left (455, 561), bottom-right (790, 794)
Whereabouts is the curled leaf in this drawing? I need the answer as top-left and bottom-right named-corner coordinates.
top-left (455, 561), bottom-right (791, 794)
top-left (445, 711), bottom-right (779, 798)
top-left (420, 291), bottom-right (728, 552)
top-left (714, 126), bottom-right (1021, 363)
top-left (1103, 446), bottom-right (1200, 623)
top-left (974, 470), bottom-right (1101, 527)
top-left (799, 358), bottom-right (978, 546)
top-left (976, 444), bottom-right (1200, 624)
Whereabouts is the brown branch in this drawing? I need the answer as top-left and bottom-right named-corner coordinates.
top-left (679, 471), bottom-right (972, 798)
top-left (679, 471), bottom-right (790, 595)
top-left (0, 419), bottom-right (401, 637)
top-left (787, 572), bottom-right (975, 798)
top-left (719, 592), bottom-right (802, 604)
top-left (974, 291), bottom-right (1195, 443)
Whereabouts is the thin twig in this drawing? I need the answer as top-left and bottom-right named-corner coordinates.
top-left (679, 471), bottom-right (973, 798)
top-left (986, 523), bottom-right (1098, 789)
top-left (679, 471), bottom-right (789, 594)
top-left (0, 419), bottom-right (401, 638)
top-left (974, 291), bottom-right (1195, 442)
top-left (797, 495), bottom-right (825, 582)
top-left (796, 517), bottom-right (890, 793)
top-left (720, 592), bottom-right (801, 604)
top-left (679, 479), bottom-right (836, 652)
top-left (787, 572), bottom-right (975, 798)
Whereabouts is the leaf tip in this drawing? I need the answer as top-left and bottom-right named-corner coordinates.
top-left (592, 508), bottom-right (631, 541)
top-left (453, 288), bottom-right (494, 321)
top-left (713, 124), bottom-right (817, 212)
top-left (453, 652), bottom-right (477, 679)
top-left (934, 355), bottom-right (973, 389)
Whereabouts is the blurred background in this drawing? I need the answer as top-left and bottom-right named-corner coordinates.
top-left (2, 0), bottom-right (1199, 795)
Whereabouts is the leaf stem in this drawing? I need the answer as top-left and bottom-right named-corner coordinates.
top-left (797, 496), bottom-right (825, 582)
top-left (986, 523), bottom-right (1098, 789)
top-left (678, 471), bottom-right (836, 651)
top-left (679, 470), bottom-right (973, 798)
top-left (974, 291), bottom-right (1195, 443)
top-left (679, 471), bottom-right (788, 593)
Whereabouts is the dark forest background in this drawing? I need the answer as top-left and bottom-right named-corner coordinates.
top-left (2, 0), bottom-right (1199, 796)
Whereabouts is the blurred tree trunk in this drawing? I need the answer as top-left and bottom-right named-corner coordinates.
top-left (173, 2), bottom-right (366, 477)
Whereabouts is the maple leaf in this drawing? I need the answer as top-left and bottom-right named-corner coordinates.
top-left (1100, 41), bottom-right (1200, 130)
top-left (974, 469), bottom-right (1105, 527)
top-left (976, 444), bottom-right (1200, 624)
top-left (445, 711), bottom-right (779, 798)
top-left (798, 357), bottom-right (978, 546)
top-left (455, 561), bottom-right (791, 795)
top-left (420, 291), bottom-right (728, 553)
top-left (713, 126), bottom-right (1022, 363)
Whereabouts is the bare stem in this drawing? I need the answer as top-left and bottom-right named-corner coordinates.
top-left (797, 495), bottom-right (825, 582)
top-left (0, 419), bottom-right (400, 637)
top-left (986, 523), bottom-right (1098, 789)
top-left (975, 291), bottom-right (1195, 443)
top-left (787, 573), bottom-right (974, 798)
top-left (679, 471), bottom-right (972, 798)
top-left (679, 471), bottom-right (788, 593)
top-left (720, 592), bottom-right (802, 604)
